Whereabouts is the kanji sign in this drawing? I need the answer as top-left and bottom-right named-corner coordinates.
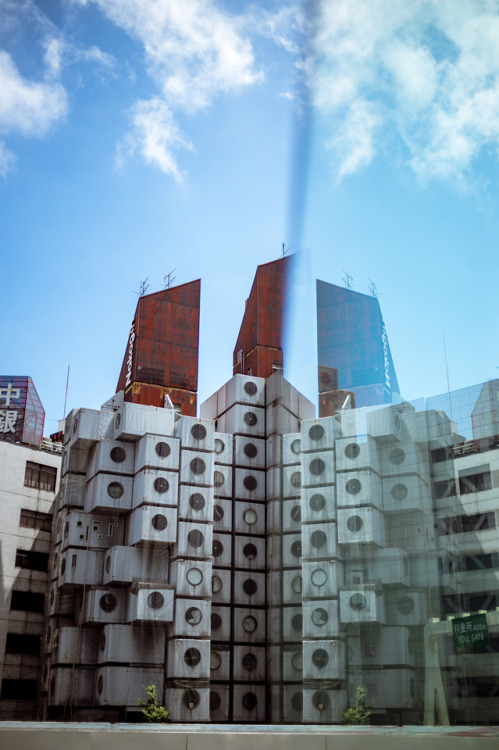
top-left (0, 410), bottom-right (18, 433)
top-left (452, 613), bottom-right (489, 651)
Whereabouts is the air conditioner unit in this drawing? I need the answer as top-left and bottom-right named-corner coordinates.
top-left (232, 684), bottom-right (266, 722)
top-left (233, 645), bottom-right (266, 682)
top-left (209, 685), bottom-right (230, 722)
top-left (85, 473), bottom-right (133, 514)
top-left (302, 600), bottom-right (340, 639)
top-left (302, 560), bottom-right (345, 599)
top-left (98, 623), bottom-right (165, 665)
top-left (210, 531), bottom-right (232, 568)
top-left (282, 498), bottom-right (303, 533)
top-left (83, 588), bottom-right (126, 625)
top-left (303, 639), bottom-right (346, 680)
top-left (209, 605), bottom-right (231, 642)
top-left (233, 607), bottom-right (266, 643)
top-left (126, 505), bottom-right (177, 546)
top-left (265, 434), bottom-right (282, 469)
top-left (225, 374), bottom-right (265, 408)
top-left (86, 439), bottom-right (135, 481)
top-left (235, 435), bottom-right (266, 469)
top-left (302, 688), bottom-right (347, 723)
top-left (370, 547), bottom-right (410, 588)
top-left (133, 434), bottom-right (180, 474)
top-left (212, 464), bottom-right (233, 499)
top-left (233, 571), bottom-right (266, 607)
top-left (360, 668), bottom-right (419, 709)
top-left (67, 408), bottom-right (114, 448)
top-left (113, 402), bottom-right (174, 442)
top-left (175, 416), bottom-right (215, 451)
top-left (282, 433), bottom-right (302, 466)
top-left (382, 475), bottom-right (430, 514)
top-left (52, 626), bottom-right (99, 666)
top-left (386, 590), bottom-right (428, 626)
top-left (217, 403), bottom-right (265, 438)
top-left (165, 686), bottom-right (210, 722)
top-left (282, 569), bottom-right (303, 605)
top-left (336, 470), bottom-right (382, 510)
top-left (336, 436), bottom-right (380, 473)
top-left (166, 638), bottom-right (210, 679)
top-left (132, 468), bottom-right (178, 509)
top-left (213, 432), bottom-right (234, 465)
top-left (301, 417), bottom-right (340, 452)
top-left (169, 597), bottom-right (211, 638)
top-left (301, 450), bottom-right (335, 488)
top-left (58, 548), bottom-right (105, 587)
top-left (210, 568), bottom-right (231, 604)
top-left (47, 666), bottom-right (95, 706)
top-left (366, 405), bottom-right (407, 442)
top-left (281, 532), bottom-right (303, 568)
top-left (337, 507), bottom-right (386, 547)
top-left (180, 449), bottom-right (215, 487)
top-left (172, 521), bottom-right (213, 561)
top-left (234, 501), bottom-right (265, 535)
top-left (339, 586), bottom-right (386, 624)
top-left (95, 666), bottom-right (164, 706)
top-left (169, 559), bottom-right (212, 599)
top-left (126, 585), bottom-right (174, 624)
top-left (281, 646), bottom-right (303, 680)
top-left (233, 535), bottom-right (265, 570)
top-left (234, 468), bottom-right (265, 502)
top-left (300, 486), bottom-right (336, 524)
top-left (302, 521), bottom-right (337, 561)
top-left (282, 465), bottom-right (302, 499)
top-left (178, 484), bottom-right (214, 523)
top-left (60, 511), bottom-right (125, 550)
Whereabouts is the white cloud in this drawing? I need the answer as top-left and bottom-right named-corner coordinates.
top-left (0, 140), bottom-right (15, 177)
top-left (44, 37), bottom-right (64, 80)
top-left (0, 50), bottom-right (68, 137)
top-left (310, 0), bottom-right (499, 183)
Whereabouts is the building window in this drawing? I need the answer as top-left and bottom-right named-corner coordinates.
top-left (24, 461), bottom-right (57, 492)
top-left (10, 590), bottom-right (45, 613)
top-left (464, 553), bottom-right (499, 571)
top-left (459, 470), bottom-right (492, 495)
top-left (19, 509), bottom-right (52, 532)
top-left (438, 512), bottom-right (495, 536)
top-left (15, 549), bottom-right (49, 572)
top-left (433, 479), bottom-right (457, 499)
top-left (5, 633), bottom-right (41, 656)
top-left (1, 679), bottom-right (37, 701)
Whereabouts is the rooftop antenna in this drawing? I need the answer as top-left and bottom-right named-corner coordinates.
top-left (63, 364), bottom-right (70, 418)
top-left (368, 278), bottom-right (378, 297)
top-left (443, 334), bottom-right (453, 420)
top-left (164, 269), bottom-right (176, 289)
top-left (138, 277), bottom-right (150, 297)
top-left (341, 270), bottom-right (354, 289)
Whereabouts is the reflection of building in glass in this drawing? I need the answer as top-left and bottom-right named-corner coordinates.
top-left (317, 280), bottom-right (400, 410)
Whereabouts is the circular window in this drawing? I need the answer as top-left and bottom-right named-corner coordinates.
top-left (244, 443), bottom-right (258, 458)
top-left (309, 494), bottom-right (325, 512)
top-left (242, 653), bottom-right (257, 671)
top-left (212, 540), bottom-right (224, 557)
top-left (391, 483), bottom-right (408, 501)
top-left (189, 493), bottom-right (205, 511)
top-left (214, 471), bottom-right (225, 488)
top-left (242, 692), bottom-right (257, 711)
top-left (114, 413), bottom-right (120, 430)
top-left (188, 529), bottom-right (204, 548)
top-left (291, 613), bottom-right (303, 632)
top-left (389, 447), bottom-right (406, 465)
top-left (191, 424), bottom-right (207, 441)
top-left (243, 543), bottom-right (257, 559)
top-left (148, 591), bottom-right (164, 609)
top-left (244, 381), bottom-right (258, 396)
top-left (212, 574), bottom-right (222, 593)
top-left (309, 424), bottom-right (324, 441)
top-left (155, 442), bottom-right (171, 458)
top-left (291, 575), bottom-right (302, 594)
top-left (99, 593), bottom-right (117, 613)
top-left (291, 652), bottom-right (303, 671)
top-left (63, 521), bottom-right (69, 539)
top-left (110, 446), bottom-right (126, 463)
top-left (213, 504), bottom-right (224, 522)
top-left (350, 593), bottom-right (366, 610)
top-left (184, 647), bottom-right (201, 667)
top-left (394, 414), bottom-right (401, 431)
top-left (291, 540), bottom-right (302, 558)
top-left (185, 607), bottom-right (202, 625)
top-left (214, 438), bottom-right (225, 454)
top-left (97, 675), bottom-right (104, 695)
top-left (243, 578), bottom-right (257, 596)
top-left (152, 514), bottom-right (167, 531)
top-left (210, 652), bottom-right (221, 670)
top-left (100, 633), bottom-right (106, 652)
top-left (244, 412), bottom-right (258, 427)
top-left (107, 481), bottom-right (124, 499)
top-left (291, 692), bottom-right (303, 711)
top-left (291, 505), bottom-right (302, 522)
top-left (211, 613), bottom-right (222, 631)
top-left (311, 568), bottom-right (328, 587)
top-left (291, 439), bottom-right (301, 455)
top-left (244, 475), bottom-right (258, 491)
top-left (73, 417), bottom-right (78, 434)
top-left (312, 649), bottom-right (329, 669)
top-left (210, 691), bottom-right (221, 711)
top-left (242, 615), bottom-right (257, 633)
top-left (183, 690), bottom-right (200, 710)
top-left (186, 567), bottom-right (203, 586)
top-left (290, 471), bottom-right (301, 489)
top-left (60, 558), bottom-right (66, 576)
top-left (345, 443), bottom-right (360, 459)
top-left (347, 515), bottom-right (363, 532)
top-left (53, 552), bottom-right (59, 570)
top-left (313, 691), bottom-right (329, 711)
top-left (105, 556), bottom-right (111, 573)
top-left (309, 458), bottom-right (325, 476)
top-left (311, 530), bottom-right (327, 549)
top-left (154, 477), bottom-right (169, 494)
top-left (396, 595), bottom-right (415, 615)
top-left (244, 508), bottom-right (257, 525)
top-left (190, 457), bottom-right (206, 475)
top-left (311, 608), bottom-right (328, 626)
top-left (346, 478), bottom-right (361, 495)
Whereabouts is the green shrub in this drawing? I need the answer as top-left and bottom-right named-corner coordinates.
top-left (343, 686), bottom-right (373, 725)
top-left (138, 684), bottom-right (171, 723)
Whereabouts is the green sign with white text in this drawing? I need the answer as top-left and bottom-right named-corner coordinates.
top-left (452, 613), bottom-right (490, 651)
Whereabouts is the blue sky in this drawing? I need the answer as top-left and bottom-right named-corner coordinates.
top-left (1, 0), bottom-right (498, 436)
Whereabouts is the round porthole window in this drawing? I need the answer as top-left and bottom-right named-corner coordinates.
top-left (107, 481), bottom-right (124, 499)
top-left (291, 614), bottom-right (303, 632)
top-left (291, 439), bottom-right (301, 455)
top-left (347, 515), bottom-right (363, 532)
top-left (313, 691), bottom-right (329, 711)
top-left (100, 632), bottom-right (106, 652)
top-left (105, 556), bottom-right (111, 573)
top-left (155, 442), bottom-right (171, 458)
top-left (110, 446), bottom-right (126, 463)
top-left (60, 558), bottom-right (66, 576)
top-left (214, 471), bottom-right (225, 488)
top-left (396, 595), bottom-right (415, 615)
top-left (346, 478), bottom-right (361, 495)
top-left (97, 675), bottom-right (104, 695)
top-left (191, 424), bottom-right (207, 441)
top-left (350, 593), bottom-right (367, 610)
top-left (213, 504), bottom-right (224, 522)
top-left (311, 569), bottom-right (328, 587)
top-left (152, 514), bottom-right (167, 531)
top-left (244, 381), bottom-right (258, 396)
top-left (185, 607), bottom-right (202, 625)
top-left (114, 414), bottom-right (120, 430)
top-left (309, 458), bottom-right (325, 475)
top-left (242, 615), bottom-right (257, 633)
top-left (309, 493), bottom-right (325, 511)
top-left (210, 691), bottom-right (221, 710)
top-left (244, 443), bottom-right (257, 458)
top-left (184, 647), bottom-right (201, 667)
top-left (312, 649), bottom-right (329, 668)
top-left (99, 593), bottom-right (117, 613)
top-left (244, 412), bottom-right (258, 427)
top-left (291, 540), bottom-right (302, 558)
top-left (63, 522), bottom-right (69, 539)
top-left (189, 493), bottom-right (205, 511)
top-left (214, 438), bottom-right (225, 454)
top-left (186, 567), bottom-right (203, 586)
top-left (291, 692), bottom-right (303, 711)
top-left (291, 652), bottom-right (303, 671)
top-left (291, 505), bottom-right (302, 522)
top-left (154, 477), bottom-right (169, 494)
top-left (242, 653), bottom-right (257, 671)
top-left (291, 575), bottom-right (302, 594)
top-left (345, 443), bottom-right (360, 459)
top-left (57, 518), bottom-right (62, 536)
top-left (148, 591), bottom-right (164, 609)
top-left (210, 652), bottom-right (221, 670)
top-left (242, 692), bottom-right (257, 711)
top-left (290, 471), bottom-right (301, 488)
top-left (211, 574), bottom-right (222, 593)
top-left (188, 529), bottom-right (204, 548)
top-left (391, 483), bottom-right (408, 501)
top-left (243, 578), bottom-right (257, 596)
top-left (73, 417), bottom-right (78, 434)
top-left (309, 424), bottom-right (324, 441)
top-left (183, 690), bottom-right (200, 710)
top-left (212, 540), bottom-right (224, 557)
top-left (389, 447), bottom-right (406, 465)
top-left (244, 508), bottom-right (257, 525)
top-left (311, 607), bottom-right (328, 626)
top-left (211, 613), bottom-right (222, 631)
top-left (311, 530), bottom-right (327, 549)
top-left (243, 543), bottom-right (257, 559)
top-left (244, 475), bottom-right (258, 491)
top-left (190, 457), bottom-right (206, 475)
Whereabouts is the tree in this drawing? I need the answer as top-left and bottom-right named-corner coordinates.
top-left (138, 684), bottom-right (171, 723)
top-left (343, 686), bottom-right (373, 725)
